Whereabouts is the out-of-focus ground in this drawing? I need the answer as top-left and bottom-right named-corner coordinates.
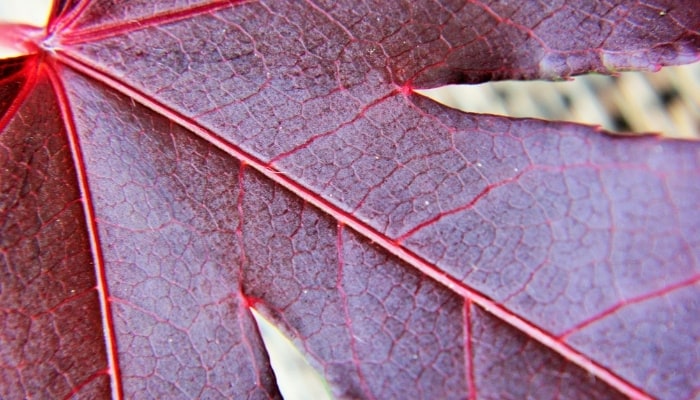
top-left (2, 2), bottom-right (699, 399)
top-left (0, 0), bottom-right (50, 27)
top-left (422, 63), bottom-right (700, 139)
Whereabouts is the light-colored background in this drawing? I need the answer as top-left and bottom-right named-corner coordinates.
top-left (422, 64), bottom-right (700, 139)
top-left (0, 0), bottom-right (50, 27)
top-left (2, 2), bottom-right (698, 399)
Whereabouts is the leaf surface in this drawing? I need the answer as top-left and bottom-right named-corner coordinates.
top-left (1, 1), bottom-right (699, 399)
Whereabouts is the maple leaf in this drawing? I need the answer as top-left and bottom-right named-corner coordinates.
top-left (1, 1), bottom-right (699, 399)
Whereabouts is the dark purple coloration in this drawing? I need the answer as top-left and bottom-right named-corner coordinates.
top-left (0, 69), bottom-right (110, 399)
top-left (1, 1), bottom-right (699, 399)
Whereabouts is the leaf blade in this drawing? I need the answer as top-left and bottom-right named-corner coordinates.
top-left (1, 0), bottom-right (699, 398)
top-left (0, 66), bottom-right (111, 400)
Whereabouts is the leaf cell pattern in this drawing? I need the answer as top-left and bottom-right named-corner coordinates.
top-left (1, 1), bottom-right (699, 399)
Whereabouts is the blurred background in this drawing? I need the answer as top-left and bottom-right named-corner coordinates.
top-left (423, 64), bottom-right (700, 139)
top-left (1, 1), bottom-right (698, 399)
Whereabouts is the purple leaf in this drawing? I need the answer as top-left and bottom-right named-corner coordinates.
top-left (1, 1), bottom-right (699, 399)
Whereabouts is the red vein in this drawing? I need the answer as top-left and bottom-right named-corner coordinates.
top-left (304, 0), bottom-right (354, 40)
top-left (234, 162), bottom-right (267, 392)
top-left (336, 224), bottom-right (375, 399)
top-left (0, 56), bottom-right (40, 133)
top-left (268, 90), bottom-right (399, 165)
top-left (46, 61), bottom-right (123, 400)
top-left (61, 368), bottom-right (111, 400)
top-left (32, 287), bottom-right (96, 318)
top-left (463, 300), bottom-right (477, 400)
top-left (559, 275), bottom-right (700, 339)
top-left (55, 49), bottom-right (651, 400)
top-left (58, 0), bottom-right (250, 46)
top-left (236, 161), bottom-right (249, 294)
top-left (395, 170), bottom-right (527, 243)
top-left (49, 0), bottom-right (90, 34)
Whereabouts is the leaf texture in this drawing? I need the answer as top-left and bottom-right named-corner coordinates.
top-left (1, 1), bottom-right (699, 399)
top-left (0, 63), bottom-right (110, 399)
